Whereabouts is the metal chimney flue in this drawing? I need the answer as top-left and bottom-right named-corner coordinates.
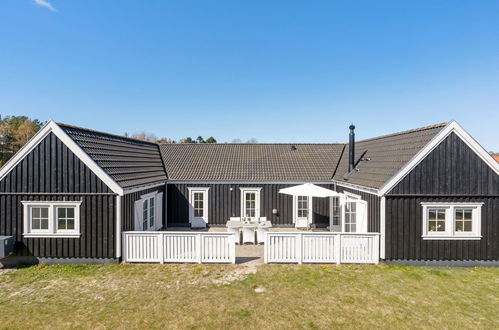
top-left (349, 124), bottom-right (355, 172)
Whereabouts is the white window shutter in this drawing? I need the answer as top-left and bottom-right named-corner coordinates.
top-left (155, 192), bottom-right (163, 230)
top-left (134, 199), bottom-right (144, 231)
top-left (356, 200), bottom-right (368, 233)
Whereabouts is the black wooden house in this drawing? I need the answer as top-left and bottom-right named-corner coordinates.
top-left (0, 120), bottom-right (497, 265)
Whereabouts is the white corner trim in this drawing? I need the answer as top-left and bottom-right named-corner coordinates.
top-left (379, 121), bottom-right (499, 196)
top-left (380, 196), bottom-right (386, 259)
top-left (116, 195), bottom-right (122, 259)
top-left (0, 121), bottom-right (124, 196)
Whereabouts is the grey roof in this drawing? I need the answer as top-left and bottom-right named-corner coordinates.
top-left (59, 123), bottom-right (167, 189)
top-left (159, 143), bottom-right (345, 181)
top-left (333, 123), bottom-right (447, 189)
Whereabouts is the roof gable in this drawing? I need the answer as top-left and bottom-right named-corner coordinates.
top-left (0, 121), bottom-right (124, 195)
top-left (333, 123), bottom-right (447, 190)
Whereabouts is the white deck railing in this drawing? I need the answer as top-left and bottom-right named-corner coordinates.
top-left (264, 232), bottom-right (380, 264)
top-left (122, 231), bottom-right (236, 264)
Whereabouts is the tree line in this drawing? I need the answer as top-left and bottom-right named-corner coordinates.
top-left (0, 116), bottom-right (43, 166)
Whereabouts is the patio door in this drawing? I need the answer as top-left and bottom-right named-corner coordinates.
top-left (188, 188), bottom-right (209, 228)
top-left (329, 196), bottom-right (342, 232)
top-left (343, 197), bottom-right (367, 233)
top-left (294, 195), bottom-right (311, 228)
top-left (329, 193), bottom-right (368, 233)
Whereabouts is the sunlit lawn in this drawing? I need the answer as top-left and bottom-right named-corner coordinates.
top-left (0, 263), bottom-right (498, 329)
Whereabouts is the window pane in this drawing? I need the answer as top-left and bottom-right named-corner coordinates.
top-left (463, 221), bottom-right (472, 232)
top-left (41, 218), bottom-right (49, 230)
top-left (33, 208), bottom-right (40, 218)
top-left (32, 218), bottom-right (40, 230)
top-left (463, 210), bottom-right (472, 221)
top-left (455, 221), bottom-right (463, 232)
top-left (58, 208), bottom-right (66, 218)
top-left (58, 219), bottom-right (66, 230)
top-left (428, 209), bottom-right (436, 221)
top-left (41, 207), bottom-right (49, 218)
top-left (437, 211), bottom-right (446, 221)
top-left (67, 208), bottom-right (74, 218)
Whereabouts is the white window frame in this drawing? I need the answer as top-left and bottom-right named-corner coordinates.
top-left (421, 202), bottom-right (483, 240)
top-left (22, 201), bottom-right (82, 238)
top-left (134, 191), bottom-right (163, 231)
top-left (142, 194), bottom-right (156, 231)
top-left (188, 187), bottom-right (210, 226)
top-left (240, 187), bottom-right (262, 220)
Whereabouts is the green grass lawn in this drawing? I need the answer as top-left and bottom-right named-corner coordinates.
top-left (0, 263), bottom-right (498, 329)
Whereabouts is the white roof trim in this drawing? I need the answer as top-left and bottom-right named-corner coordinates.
top-left (0, 120), bottom-right (124, 195)
top-left (378, 121), bottom-right (499, 196)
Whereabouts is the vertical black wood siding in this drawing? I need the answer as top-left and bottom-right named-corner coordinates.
top-left (0, 133), bottom-right (116, 258)
top-left (167, 183), bottom-right (380, 231)
top-left (385, 132), bottom-right (499, 261)
top-left (122, 185), bottom-right (166, 231)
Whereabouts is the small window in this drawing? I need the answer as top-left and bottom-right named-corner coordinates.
top-left (297, 196), bottom-right (309, 218)
top-left (22, 201), bottom-right (82, 238)
top-left (428, 208), bottom-right (446, 232)
top-left (31, 207), bottom-right (49, 231)
top-left (421, 203), bottom-right (482, 240)
top-left (240, 188), bottom-right (261, 220)
top-left (57, 207), bottom-right (75, 230)
top-left (193, 192), bottom-right (204, 217)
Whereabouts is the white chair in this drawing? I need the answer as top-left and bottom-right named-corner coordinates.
top-left (256, 227), bottom-right (268, 244)
top-left (227, 227), bottom-right (241, 244)
top-left (242, 227), bottom-right (255, 244)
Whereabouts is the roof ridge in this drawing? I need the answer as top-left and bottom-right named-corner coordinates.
top-left (159, 142), bottom-right (344, 146)
top-left (355, 122), bottom-right (449, 144)
top-left (57, 122), bottom-right (159, 146)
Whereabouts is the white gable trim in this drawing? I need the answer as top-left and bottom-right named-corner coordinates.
top-left (0, 120), bottom-right (124, 195)
top-left (379, 121), bottom-right (499, 196)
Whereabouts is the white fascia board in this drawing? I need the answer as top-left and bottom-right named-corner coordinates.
top-left (378, 121), bottom-right (499, 196)
top-left (0, 120), bottom-right (124, 196)
top-left (332, 180), bottom-right (380, 196)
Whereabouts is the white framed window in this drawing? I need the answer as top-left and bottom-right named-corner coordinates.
top-left (344, 201), bottom-right (357, 232)
top-left (22, 201), bottom-right (82, 238)
top-left (142, 196), bottom-right (155, 231)
top-left (240, 188), bottom-right (262, 220)
top-left (421, 203), bottom-right (483, 240)
top-left (134, 191), bottom-right (164, 231)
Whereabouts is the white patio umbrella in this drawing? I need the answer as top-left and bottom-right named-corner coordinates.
top-left (278, 183), bottom-right (339, 198)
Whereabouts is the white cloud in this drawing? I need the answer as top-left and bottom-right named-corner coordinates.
top-left (33, 0), bottom-right (57, 12)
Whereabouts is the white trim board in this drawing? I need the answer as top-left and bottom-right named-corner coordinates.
top-left (378, 121), bottom-right (499, 196)
top-left (0, 121), bottom-right (124, 196)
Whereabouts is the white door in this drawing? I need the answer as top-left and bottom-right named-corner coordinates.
top-left (329, 196), bottom-right (342, 232)
top-left (241, 189), bottom-right (260, 220)
top-left (343, 198), bottom-right (368, 233)
top-left (189, 189), bottom-right (208, 228)
top-left (294, 195), bottom-right (311, 228)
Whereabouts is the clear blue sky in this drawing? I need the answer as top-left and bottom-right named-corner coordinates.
top-left (1, 1), bottom-right (498, 150)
